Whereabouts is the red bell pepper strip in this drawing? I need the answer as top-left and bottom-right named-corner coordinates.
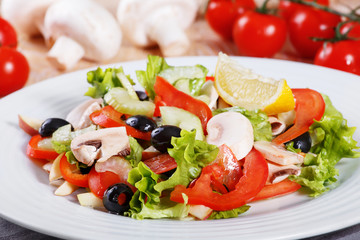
top-left (89, 105), bottom-right (151, 141)
top-left (170, 148), bottom-right (268, 211)
top-left (153, 76), bottom-right (212, 134)
top-left (142, 153), bottom-right (177, 174)
top-left (251, 179), bottom-right (301, 202)
top-left (273, 88), bottom-right (325, 145)
top-left (59, 154), bottom-right (89, 188)
top-left (206, 76), bottom-right (215, 81)
top-left (26, 135), bottom-right (59, 160)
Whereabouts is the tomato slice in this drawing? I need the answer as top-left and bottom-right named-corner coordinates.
top-left (170, 148), bottom-right (268, 211)
top-left (251, 179), bottom-right (301, 202)
top-left (154, 76), bottom-right (212, 134)
top-left (142, 153), bottom-right (177, 174)
top-left (209, 144), bottom-right (242, 192)
top-left (26, 135), bottom-right (59, 160)
top-left (89, 105), bottom-right (151, 140)
top-left (273, 88), bottom-right (325, 145)
top-left (88, 168), bottom-right (121, 198)
top-left (59, 154), bottom-right (89, 188)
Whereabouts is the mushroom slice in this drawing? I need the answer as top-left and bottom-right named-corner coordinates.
top-left (267, 161), bottom-right (301, 184)
top-left (71, 127), bottom-right (130, 166)
top-left (206, 112), bottom-right (254, 160)
top-left (268, 116), bottom-right (286, 136)
top-left (254, 141), bottom-right (304, 165)
top-left (66, 98), bottom-right (103, 130)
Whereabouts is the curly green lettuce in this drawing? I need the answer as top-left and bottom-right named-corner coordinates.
top-left (290, 94), bottom-right (360, 197)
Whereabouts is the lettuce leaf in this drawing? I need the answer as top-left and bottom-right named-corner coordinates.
top-left (154, 130), bottom-right (219, 193)
top-left (290, 94), bottom-right (360, 196)
top-left (208, 205), bottom-right (250, 220)
top-left (85, 67), bottom-right (134, 98)
top-left (136, 55), bottom-right (170, 100)
top-left (125, 137), bottom-right (143, 168)
top-left (213, 107), bottom-right (272, 141)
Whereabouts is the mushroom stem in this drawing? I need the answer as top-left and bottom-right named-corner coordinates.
top-left (147, 13), bottom-right (190, 56)
top-left (47, 36), bottom-right (85, 70)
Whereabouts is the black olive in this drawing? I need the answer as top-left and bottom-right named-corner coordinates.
top-left (135, 91), bottom-right (149, 101)
top-left (103, 183), bottom-right (133, 215)
top-left (290, 132), bottom-right (312, 153)
top-left (151, 125), bottom-right (181, 153)
top-left (39, 118), bottom-right (72, 137)
top-left (125, 115), bottom-right (157, 132)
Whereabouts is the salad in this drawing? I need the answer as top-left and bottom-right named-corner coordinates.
top-left (19, 53), bottom-right (360, 220)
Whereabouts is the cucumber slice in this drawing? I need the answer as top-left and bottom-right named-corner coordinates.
top-left (117, 72), bottom-right (139, 100)
top-left (104, 88), bottom-right (155, 117)
top-left (160, 106), bottom-right (205, 141)
top-left (158, 65), bottom-right (207, 96)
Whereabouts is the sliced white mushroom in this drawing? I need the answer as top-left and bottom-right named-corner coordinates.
top-left (206, 112), bottom-right (254, 160)
top-left (42, 162), bottom-right (53, 173)
top-left (0, 0), bottom-right (57, 37)
top-left (66, 98), bottom-right (103, 130)
top-left (71, 127), bottom-right (130, 166)
top-left (254, 141), bottom-right (304, 165)
top-left (217, 97), bottom-right (231, 109)
top-left (116, 0), bottom-right (197, 56)
top-left (268, 116), bottom-right (286, 136)
top-left (43, 0), bottom-right (122, 70)
top-left (266, 161), bottom-right (301, 184)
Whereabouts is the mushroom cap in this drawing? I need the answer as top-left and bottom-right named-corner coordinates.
top-left (0, 0), bottom-right (57, 36)
top-left (43, 0), bottom-right (122, 61)
top-left (206, 112), bottom-right (254, 160)
top-left (116, 0), bottom-right (197, 47)
top-left (71, 127), bottom-right (130, 166)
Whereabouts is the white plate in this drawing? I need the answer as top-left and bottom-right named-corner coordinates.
top-left (0, 56), bottom-right (360, 240)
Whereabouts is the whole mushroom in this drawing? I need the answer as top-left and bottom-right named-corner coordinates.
top-left (0, 0), bottom-right (57, 37)
top-left (116, 0), bottom-right (198, 57)
top-left (43, 0), bottom-right (122, 70)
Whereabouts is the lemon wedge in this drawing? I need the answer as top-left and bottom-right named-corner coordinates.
top-left (214, 53), bottom-right (295, 115)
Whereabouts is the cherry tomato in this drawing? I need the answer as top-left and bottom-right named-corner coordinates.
top-left (0, 17), bottom-right (17, 48)
top-left (340, 21), bottom-right (360, 40)
top-left (314, 40), bottom-right (360, 75)
top-left (0, 47), bottom-right (30, 97)
top-left (232, 11), bottom-right (287, 57)
top-left (288, 7), bottom-right (341, 58)
top-left (59, 154), bottom-right (89, 188)
top-left (205, 0), bottom-right (256, 40)
top-left (88, 168), bottom-right (121, 198)
top-left (278, 0), bottom-right (329, 20)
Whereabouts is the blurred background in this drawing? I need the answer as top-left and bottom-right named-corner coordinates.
top-left (0, 0), bottom-right (358, 93)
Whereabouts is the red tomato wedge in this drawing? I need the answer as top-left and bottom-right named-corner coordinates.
top-left (154, 76), bottom-right (212, 134)
top-left (170, 148), bottom-right (268, 211)
top-left (59, 154), bottom-right (89, 188)
top-left (88, 168), bottom-right (121, 198)
top-left (89, 105), bottom-right (151, 140)
top-left (142, 153), bottom-right (177, 174)
top-left (251, 179), bottom-right (302, 202)
top-left (273, 88), bottom-right (325, 145)
top-left (26, 135), bottom-right (59, 160)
